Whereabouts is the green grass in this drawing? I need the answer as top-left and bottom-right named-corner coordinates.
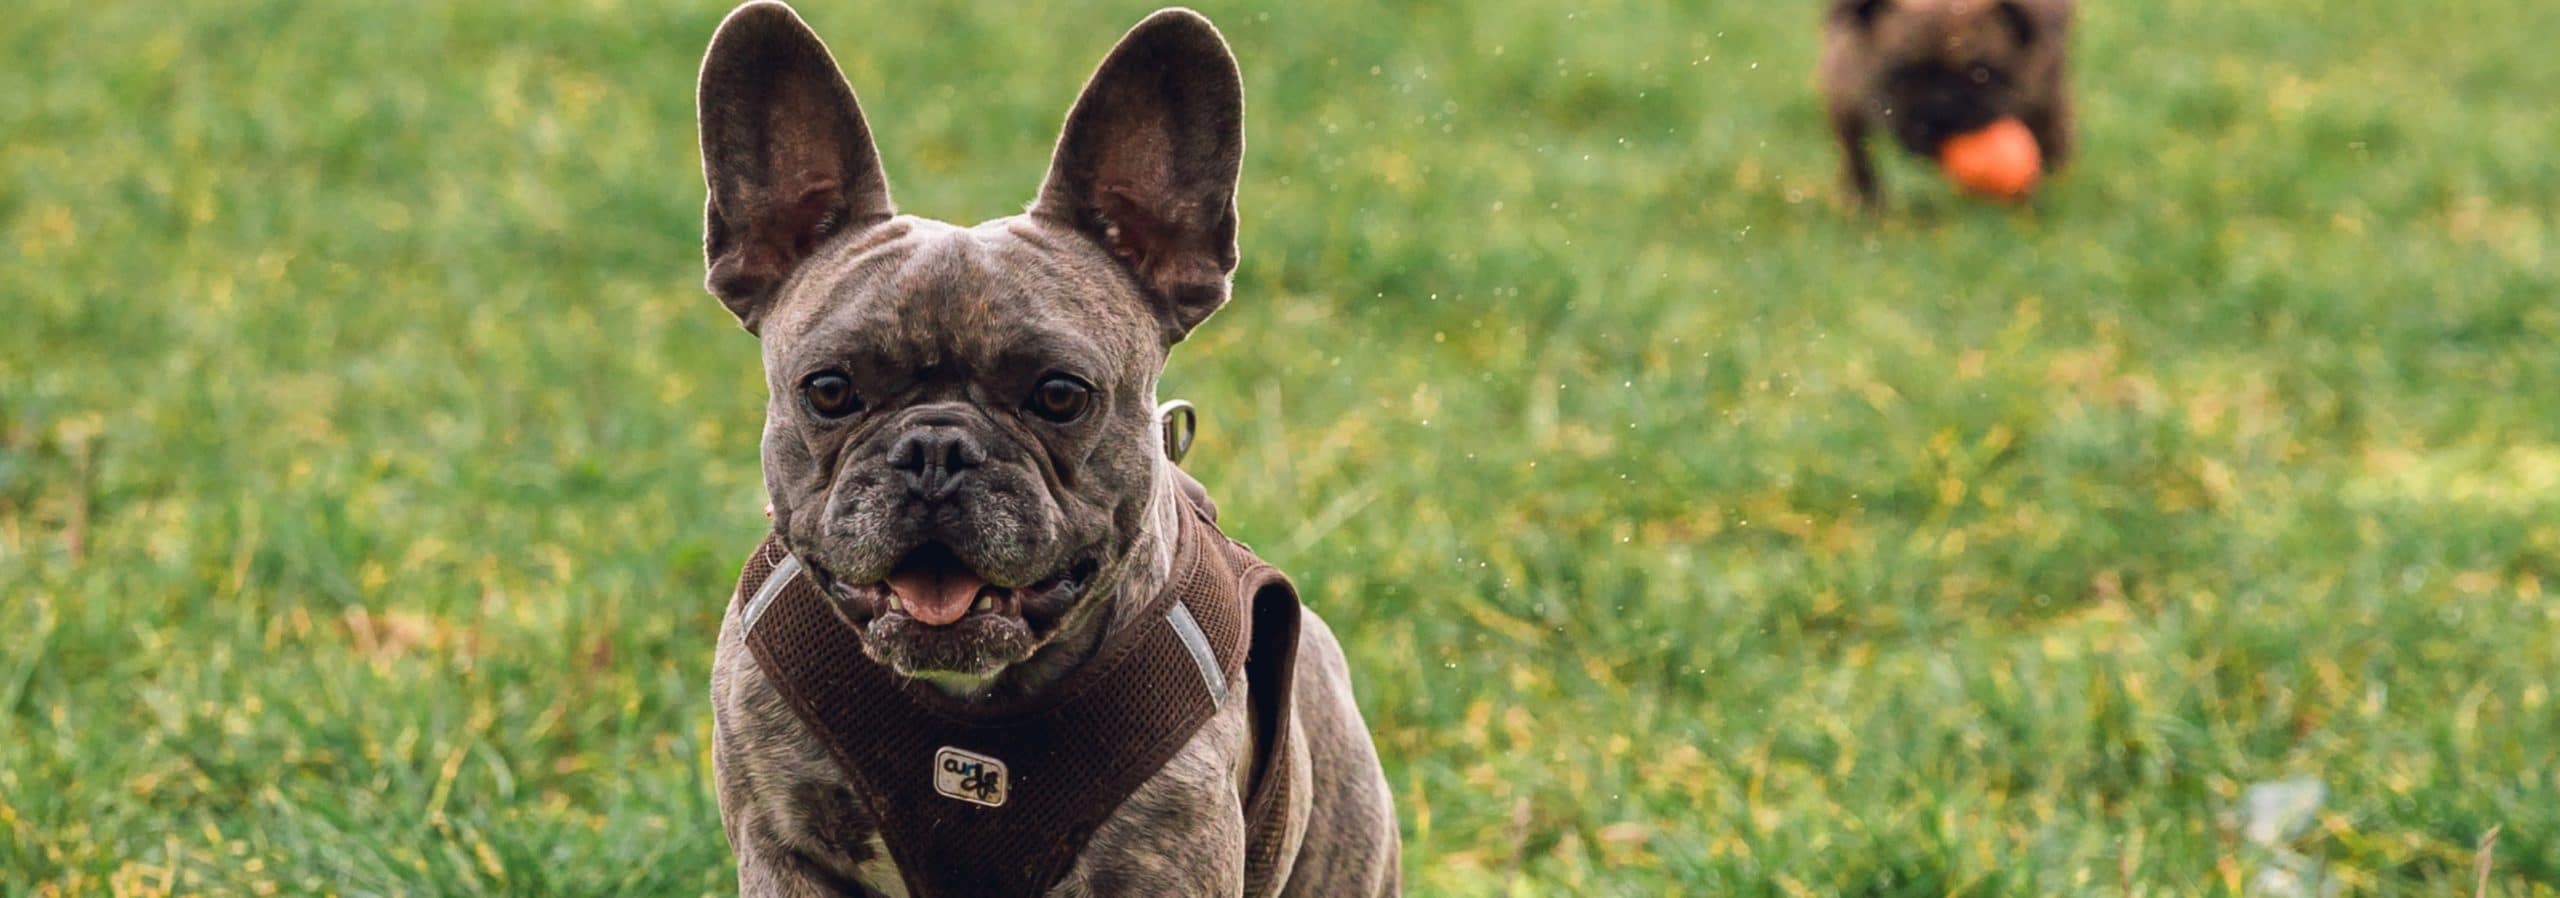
top-left (4, 0), bottom-right (2556, 894)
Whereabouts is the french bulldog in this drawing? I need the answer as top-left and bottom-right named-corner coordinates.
top-left (1819, 0), bottom-right (2076, 205)
top-left (695, 3), bottom-right (1400, 895)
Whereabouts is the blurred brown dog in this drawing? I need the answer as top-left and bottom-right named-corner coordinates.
top-left (1819, 0), bottom-right (2075, 205)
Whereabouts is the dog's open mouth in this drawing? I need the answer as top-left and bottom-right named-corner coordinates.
top-left (876, 544), bottom-right (1052, 627)
top-left (855, 543), bottom-right (1097, 630)
top-left (880, 542), bottom-right (999, 626)
top-left (804, 542), bottom-right (1100, 678)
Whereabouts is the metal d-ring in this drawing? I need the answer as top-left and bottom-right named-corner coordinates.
top-left (1157, 399), bottom-right (1197, 464)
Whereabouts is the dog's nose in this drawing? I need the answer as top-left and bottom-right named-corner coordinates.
top-left (888, 424), bottom-right (988, 499)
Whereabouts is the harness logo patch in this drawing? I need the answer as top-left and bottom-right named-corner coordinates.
top-left (933, 746), bottom-right (1008, 807)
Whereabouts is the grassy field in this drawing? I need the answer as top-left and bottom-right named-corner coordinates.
top-left (5, 0), bottom-right (2556, 894)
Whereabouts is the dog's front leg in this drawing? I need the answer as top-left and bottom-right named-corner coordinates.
top-left (716, 601), bottom-right (900, 898)
top-left (1050, 698), bottom-right (1255, 896)
top-left (2023, 90), bottom-right (2075, 172)
top-left (1829, 102), bottom-right (1881, 208)
top-left (734, 842), bottom-right (875, 898)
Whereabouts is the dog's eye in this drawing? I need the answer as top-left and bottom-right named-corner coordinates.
top-left (1026, 375), bottom-right (1093, 423)
top-left (800, 372), bottom-right (863, 420)
top-left (1969, 65), bottom-right (1995, 85)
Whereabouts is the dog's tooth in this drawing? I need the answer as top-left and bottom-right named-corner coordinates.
top-left (888, 595), bottom-right (904, 613)
top-left (972, 594), bottom-right (993, 613)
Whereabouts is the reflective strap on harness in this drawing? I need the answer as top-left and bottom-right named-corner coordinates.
top-left (742, 553), bottom-right (800, 633)
top-left (1166, 601), bottom-right (1229, 704)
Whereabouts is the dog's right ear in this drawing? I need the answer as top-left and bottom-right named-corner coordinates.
top-left (696, 1), bottom-right (893, 334)
top-left (1031, 9), bottom-right (1246, 347)
top-left (1831, 0), bottom-right (1891, 28)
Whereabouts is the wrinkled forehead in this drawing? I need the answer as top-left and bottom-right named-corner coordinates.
top-left (758, 216), bottom-right (1159, 379)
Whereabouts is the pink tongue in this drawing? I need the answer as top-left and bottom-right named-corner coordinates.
top-left (886, 568), bottom-right (987, 627)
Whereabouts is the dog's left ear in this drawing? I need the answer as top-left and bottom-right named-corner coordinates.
top-left (1032, 9), bottom-right (1245, 346)
top-left (1992, 0), bottom-right (2039, 46)
top-left (1831, 0), bottom-right (1891, 29)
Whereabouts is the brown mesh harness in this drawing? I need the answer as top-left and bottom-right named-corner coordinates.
top-left (732, 484), bottom-right (1302, 897)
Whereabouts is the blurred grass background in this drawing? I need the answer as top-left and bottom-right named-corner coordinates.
top-left (4, 0), bottom-right (2556, 894)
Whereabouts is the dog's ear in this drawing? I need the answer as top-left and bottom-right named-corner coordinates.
top-left (1031, 9), bottom-right (1245, 346)
top-left (696, 1), bottom-right (893, 334)
top-left (1992, 0), bottom-right (2039, 46)
top-left (1832, 0), bottom-right (1891, 29)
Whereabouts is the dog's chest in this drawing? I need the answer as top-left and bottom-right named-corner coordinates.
top-left (713, 625), bottom-right (1256, 897)
top-left (711, 549), bottom-right (1287, 895)
top-left (717, 492), bottom-right (1307, 896)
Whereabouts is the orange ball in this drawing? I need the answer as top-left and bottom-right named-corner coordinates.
top-left (1940, 118), bottom-right (2042, 201)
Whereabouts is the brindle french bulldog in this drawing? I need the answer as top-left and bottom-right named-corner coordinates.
top-left (696, 2), bottom-right (1399, 895)
top-left (1819, 0), bottom-right (2076, 205)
